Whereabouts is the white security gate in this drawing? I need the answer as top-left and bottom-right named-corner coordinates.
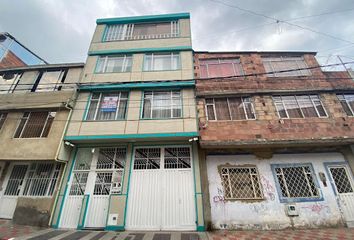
top-left (327, 164), bottom-right (354, 227)
top-left (60, 148), bottom-right (126, 229)
top-left (126, 147), bottom-right (196, 231)
top-left (0, 164), bottom-right (29, 219)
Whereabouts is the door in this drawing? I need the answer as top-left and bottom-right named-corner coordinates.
top-left (126, 147), bottom-right (196, 231)
top-left (327, 164), bottom-right (354, 227)
top-left (0, 164), bottom-right (29, 219)
top-left (60, 147), bottom-right (126, 229)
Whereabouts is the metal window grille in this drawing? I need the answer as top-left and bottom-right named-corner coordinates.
top-left (273, 95), bottom-right (327, 119)
top-left (330, 167), bottom-right (354, 194)
top-left (274, 165), bottom-right (320, 199)
top-left (220, 166), bottom-right (263, 200)
top-left (263, 56), bottom-right (311, 77)
top-left (337, 94), bottom-right (354, 116)
top-left (134, 148), bottom-right (161, 169)
top-left (22, 163), bottom-right (62, 196)
top-left (69, 172), bottom-right (89, 196)
top-left (4, 165), bottom-right (28, 196)
top-left (96, 55), bottom-right (132, 73)
top-left (199, 58), bottom-right (244, 78)
top-left (205, 96), bottom-right (256, 121)
top-left (164, 147), bottom-right (191, 169)
top-left (143, 52), bottom-right (180, 71)
top-left (0, 112), bottom-right (7, 130)
top-left (142, 90), bottom-right (182, 119)
top-left (97, 147), bottom-right (126, 169)
top-left (14, 111), bottom-right (56, 138)
top-left (105, 21), bottom-right (179, 42)
top-left (86, 92), bottom-right (128, 121)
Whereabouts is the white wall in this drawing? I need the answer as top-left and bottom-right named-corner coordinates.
top-left (207, 152), bottom-right (346, 230)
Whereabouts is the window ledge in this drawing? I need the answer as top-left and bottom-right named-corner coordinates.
top-left (279, 196), bottom-right (324, 203)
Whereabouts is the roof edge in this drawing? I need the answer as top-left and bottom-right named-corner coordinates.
top-left (194, 50), bottom-right (317, 55)
top-left (0, 62), bottom-right (85, 72)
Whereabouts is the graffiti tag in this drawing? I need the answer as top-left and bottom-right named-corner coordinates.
top-left (301, 203), bottom-right (330, 214)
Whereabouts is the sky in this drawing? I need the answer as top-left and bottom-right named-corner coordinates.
top-left (1, 0), bottom-right (354, 70)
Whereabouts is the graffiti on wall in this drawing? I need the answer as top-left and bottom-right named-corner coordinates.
top-left (301, 203), bottom-right (331, 214)
top-left (213, 187), bottom-right (226, 204)
top-left (249, 204), bottom-right (269, 214)
top-left (260, 175), bottom-right (276, 201)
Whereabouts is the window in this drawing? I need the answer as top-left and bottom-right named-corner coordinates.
top-left (14, 111), bottom-right (56, 138)
top-left (199, 58), bottom-right (244, 78)
top-left (0, 112), bottom-right (7, 130)
top-left (337, 94), bottom-right (354, 116)
top-left (220, 166), bottom-right (263, 200)
top-left (104, 21), bottom-right (179, 41)
top-left (144, 53), bottom-right (180, 71)
top-left (96, 55), bottom-right (132, 73)
top-left (205, 97), bottom-right (255, 121)
top-left (0, 73), bottom-right (21, 94)
top-left (86, 92), bottom-right (128, 121)
top-left (263, 56), bottom-right (311, 77)
top-left (36, 71), bottom-right (64, 92)
top-left (273, 164), bottom-right (321, 202)
top-left (164, 147), bottom-right (191, 169)
top-left (273, 95), bottom-right (327, 118)
top-left (22, 163), bottom-right (62, 196)
top-left (329, 166), bottom-right (354, 194)
top-left (142, 90), bottom-right (182, 119)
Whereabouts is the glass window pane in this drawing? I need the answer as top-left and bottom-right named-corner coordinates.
top-left (297, 95), bottom-right (317, 117)
top-left (97, 93), bottom-right (119, 120)
top-left (228, 97), bottom-right (246, 120)
top-left (282, 96), bottom-right (303, 118)
top-left (243, 98), bottom-right (255, 119)
top-left (206, 105), bottom-right (216, 120)
top-left (275, 102), bottom-right (287, 118)
top-left (214, 98), bottom-right (231, 120)
top-left (36, 71), bottom-right (62, 92)
top-left (96, 57), bottom-right (105, 73)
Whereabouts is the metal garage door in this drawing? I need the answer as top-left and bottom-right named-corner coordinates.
top-left (126, 146), bottom-right (196, 231)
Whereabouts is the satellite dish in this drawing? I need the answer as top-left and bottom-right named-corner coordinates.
top-left (3, 73), bottom-right (15, 80)
top-left (0, 34), bottom-right (6, 42)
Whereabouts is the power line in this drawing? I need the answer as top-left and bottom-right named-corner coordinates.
top-left (209, 0), bottom-right (354, 45)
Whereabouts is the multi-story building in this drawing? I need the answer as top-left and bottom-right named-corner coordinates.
top-left (194, 51), bottom-right (354, 230)
top-left (51, 13), bottom-right (205, 231)
top-left (0, 32), bottom-right (47, 69)
top-left (0, 63), bottom-right (84, 226)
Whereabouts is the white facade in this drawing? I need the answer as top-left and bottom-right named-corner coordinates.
top-left (207, 152), bottom-right (354, 230)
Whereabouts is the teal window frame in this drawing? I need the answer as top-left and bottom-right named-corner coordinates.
top-left (95, 55), bottom-right (133, 74)
top-left (143, 52), bottom-right (181, 72)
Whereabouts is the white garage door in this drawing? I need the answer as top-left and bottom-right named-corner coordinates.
top-left (126, 147), bottom-right (196, 231)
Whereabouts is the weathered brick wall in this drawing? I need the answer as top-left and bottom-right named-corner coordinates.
top-left (194, 52), bottom-right (354, 146)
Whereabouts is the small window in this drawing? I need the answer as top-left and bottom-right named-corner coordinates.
top-left (220, 166), bottom-right (263, 200)
top-left (199, 58), bottom-right (243, 78)
top-left (69, 172), bottom-right (89, 196)
top-left (273, 164), bottom-right (321, 202)
top-left (0, 112), bottom-right (7, 130)
top-left (14, 111), bottom-right (56, 138)
top-left (142, 90), bottom-right (182, 119)
top-left (86, 92), bottom-right (128, 121)
top-left (337, 94), bottom-right (354, 116)
top-left (164, 147), bottom-right (191, 169)
top-left (263, 56), bottom-right (311, 77)
top-left (144, 52), bottom-right (180, 71)
top-left (205, 97), bottom-right (255, 121)
top-left (104, 21), bottom-right (179, 41)
top-left (273, 95), bottom-right (327, 118)
top-left (36, 71), bottom-right (64, 92)
top-left (96, 55), bottom-right (132, 73)
top-left (134, 148), bottom-right (161, 170)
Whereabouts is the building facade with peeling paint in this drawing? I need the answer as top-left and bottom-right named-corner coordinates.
top-left (194, 51), bottom-right (354, 230)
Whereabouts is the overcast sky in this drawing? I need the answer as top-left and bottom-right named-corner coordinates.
top-left (1, 0), bottom-right (354, 69)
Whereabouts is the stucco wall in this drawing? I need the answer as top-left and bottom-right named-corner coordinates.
top-left (206, 152), bottom-right (346, 230)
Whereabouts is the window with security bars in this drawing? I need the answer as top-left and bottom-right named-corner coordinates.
top-left (0, 112), bottom-right (7, 130)
top-left (329, 167), bottom-right (354, 194)
top-left (22, 163), bottom-right (62, 196)
top-left (205, 97), bottom-right (255, 121)
top-left (134, 148), bottom-right (161, 169)
top-left (262, 56), bottom-right (311, 77)
top-left (164, 147), bottom-right (191, 169)
top-left (97, 148), bottom-right (126, 169)
top-left (199, 58), bottom-right (244, 78)
top-left (273, 164), bottom-right (320, 201)
top-left (14, 111), bottom-right (56, 138)
top-left (220, 166), bottom-right (263, 200)
top-left (86, 92), bottom-right (128, 121)
top-left (104, 21), bottom-right (179, 41)
top-left (96, 55), bottom-right (132, 73)
top-left (273, 95), bottom-right (327, 118)
top-left (142, 90), bottom-right (182, 119)
top-left (337, 94), bottom-right (354, 117)
top-left (69, 172), bottom-right (89, 195)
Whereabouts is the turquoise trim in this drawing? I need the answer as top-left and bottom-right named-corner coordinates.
top-left (197, 226), bottom-right (206, 232)
top-left (105, 225), bottom-right (125, 231)
top-left (65, 132), bottom-right (198, 142)
top-left (77, 194), bottom-right (90, 230)
top-left (88, 46), bottom-right (192, 56)
top-left (52, 148), bottom-right (78, 228)
top-left (123, 144), bottom-right (135, 227)
top-left (142, 52), bottom-right (181, 72)
top-left (119, 146), bottom-right (129, 194)
top-left (101, 26), bottom-right (108, 42)
top-left (191, 143), bottom-right (199, 230)
top-left (82, 93), bottom-right (92, 121)
top-left (96, 13), bottom-right (190, 25)
top-left (93, 56), bottom-right (101, 73)
top-left (79, 80), bottom-right (195, 92)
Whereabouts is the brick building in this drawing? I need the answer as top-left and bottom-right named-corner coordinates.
top-left (194, 51), bottom-right (354, 230)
